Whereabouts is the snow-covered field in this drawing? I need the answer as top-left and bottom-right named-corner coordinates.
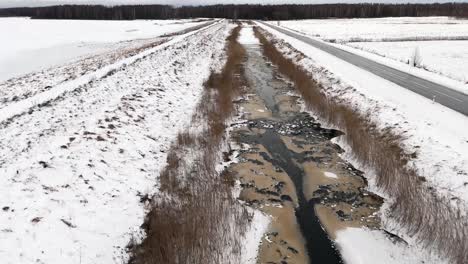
top-left (349, 40), bottom-right (468, 83)
top-left (0, 17), bottom-right (210, 81)
top-left (279, 17), bottom-right (468, 43)
top-left (279, 17), bottom-right (468, 89)
top-left (1, 15), bottom-right (466, 263)
top-left (257, 20), bottom-right (468, 264)
top-left (0, 20), bottom-right (229, 264)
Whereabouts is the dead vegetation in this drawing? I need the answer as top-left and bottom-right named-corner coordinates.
top-left (253, 26), bottom-right (468, 263)
top-left (127, 25), bottom-right (250, 264)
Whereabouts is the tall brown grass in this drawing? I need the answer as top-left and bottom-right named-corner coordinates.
top-left (253, 26), bottom-right (468, 263)
top-left (128, 25), bottom-right (250, 264)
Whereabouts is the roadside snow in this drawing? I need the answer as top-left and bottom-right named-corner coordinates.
top-left (330, 41), bottom-right (468, 95)
top-left (266, 21), bottom-right (468, 95)
top-left (257, 21), bottom-right (468, 264)
top-left (0, 17), bottom-right (210, 81)
top-left (348, 40), bottom-right (468, 85)
top-left (0, 21), bottom-right (229, 264)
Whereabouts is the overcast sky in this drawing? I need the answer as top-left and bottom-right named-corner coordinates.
top-left (1, 0), bottom-right (466, 8)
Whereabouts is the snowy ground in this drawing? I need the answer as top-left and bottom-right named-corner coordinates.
top-left (278, 17), bottom-right (468, 92)
top-left (0, 17), bottom-right (210, 81)
top-left (278, 17), bottom-right (468, 43)
top-left (0, 20), bottom-right (229, 264)
top-left (349, 40), bottom-right (468, 83)
top-left (257, 21), bottom-right (468, 264)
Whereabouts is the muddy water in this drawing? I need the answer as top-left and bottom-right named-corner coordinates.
top-left (227, 40), bottom-right (383, 263)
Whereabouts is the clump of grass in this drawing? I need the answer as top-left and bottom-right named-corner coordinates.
top-left (254, 26), bottom-right (468, 263)
top-left (128, 25), bottom-right (250, 264)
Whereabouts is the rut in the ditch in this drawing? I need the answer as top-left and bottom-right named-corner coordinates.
top-left (227, 31), bottom-right (383, 263)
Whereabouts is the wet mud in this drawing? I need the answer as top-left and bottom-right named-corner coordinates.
top-left (226, 41), bottom-right (384, 263)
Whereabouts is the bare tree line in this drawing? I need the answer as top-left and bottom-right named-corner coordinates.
top-left (1, 3), bottom-right (468, 20)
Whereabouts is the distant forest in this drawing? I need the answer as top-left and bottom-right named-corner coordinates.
top-left (1, 3), bottom-right (468, 20)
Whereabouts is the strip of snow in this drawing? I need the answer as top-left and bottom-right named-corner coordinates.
top-left (0, 21), bottom-right (229, 264)
top-left (0, 20), bottom-right (219, 124)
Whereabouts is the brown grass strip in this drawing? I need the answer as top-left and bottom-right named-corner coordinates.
top-left (253, 26), bottom-right (468, 263)
top-left (128, 25), bottom-right (250, 264)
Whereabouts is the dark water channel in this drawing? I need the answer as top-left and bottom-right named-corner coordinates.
top-left (242, 44), bottom-right (343, 263)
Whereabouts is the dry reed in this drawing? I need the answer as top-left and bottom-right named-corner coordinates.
top-left (128, 25), bottom-right (250, 264)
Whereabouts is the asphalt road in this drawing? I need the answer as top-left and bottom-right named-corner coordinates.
top-left (258, 21), bottom-right (468, 117)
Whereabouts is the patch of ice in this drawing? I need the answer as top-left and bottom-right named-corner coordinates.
top-left (324, 171), bottom-right (338, 178)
